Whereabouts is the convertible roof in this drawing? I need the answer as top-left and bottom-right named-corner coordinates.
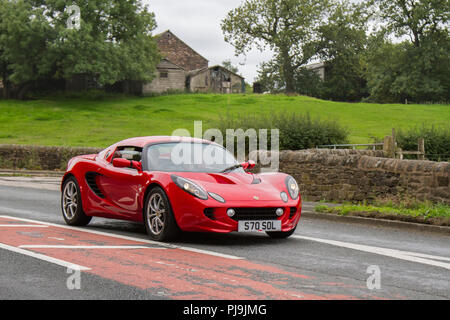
top-left (116, 136), bottom-right (213, 148)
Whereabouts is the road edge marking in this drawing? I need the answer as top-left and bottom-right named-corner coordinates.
top-left (292, 235), bottom-right (450, 270)
top-left (0, 214), bottom-right (244, 260)
top-left (18, 245), bottom-right (166, 249)
top-left (0, 242), bottom-right (91, 271)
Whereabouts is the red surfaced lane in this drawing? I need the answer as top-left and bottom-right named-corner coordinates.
top-left (0, 216), bottom-right (398, 300)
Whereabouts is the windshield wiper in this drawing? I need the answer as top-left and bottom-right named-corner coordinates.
top-left (220, 164), bottom-right (242, 173)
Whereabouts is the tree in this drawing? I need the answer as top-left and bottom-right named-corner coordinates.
top-left (364, 0), bottom-right (450, 103)
top-left (255, 59), bottom-right (285, 93)
top-left (365, 34), bottom-right (449, 103)
top-left (373, 0), bottom-right (449, 48)
top-left (222, 59), bottom-right (240, 74)
top-left (222, 0), bottom-right (331, 94)
top-left (0, 0), bottom-right (160, 99)
top-left (0, 0), bottom-right (56, 98)
top-left (315, 1), bottom-right (370, 101)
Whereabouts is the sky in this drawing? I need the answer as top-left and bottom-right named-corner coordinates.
top-left (144, 0), bottom-right (274, 83)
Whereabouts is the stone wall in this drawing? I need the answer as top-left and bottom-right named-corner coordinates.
top-left (0, 145), bottom-right (102, 171)
top-left (143, 59), bottom-right (186, 94)
top-left (254, 149), bottom-right (450, 204)
top-left (1, 145), bottom-right (448, 203)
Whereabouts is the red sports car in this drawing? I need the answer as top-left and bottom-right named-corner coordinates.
top-left (61, 136), bottom-right (302, 241)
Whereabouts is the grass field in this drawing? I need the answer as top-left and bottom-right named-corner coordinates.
top-left (0, 93), bottom-right (448, 147)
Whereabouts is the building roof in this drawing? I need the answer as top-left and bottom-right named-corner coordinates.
top-left (157, 58), bottom-right (186, 71)
top-left (305, 62), bottom-right (325, 70)
top-left (188, 65), bottom-right (244, 79)
top-left (154, 30), bottom-right (209, 71)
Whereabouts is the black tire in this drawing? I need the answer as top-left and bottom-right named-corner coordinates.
top-left (143, 187), bottom-right (180, 241)
top-left (266, 225), bottom-right (297, 239)
top-left (61, 176), bottom-right (92, 226)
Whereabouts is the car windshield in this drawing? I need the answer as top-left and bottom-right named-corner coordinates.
top-left (146, 142), bottom-right (241, 173)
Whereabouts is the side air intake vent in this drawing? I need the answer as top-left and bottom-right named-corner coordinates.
top-left (85, 172), bottom-right (105, 198)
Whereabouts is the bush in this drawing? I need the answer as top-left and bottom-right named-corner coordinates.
top-left (396, 125), bottom-right (450, 161)
top-left (216, 112), bottom-right (349, 151)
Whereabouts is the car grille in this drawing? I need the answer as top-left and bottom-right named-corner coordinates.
top-left (229, 207), bottom-right (281, 221)
top-left (289, 207), bottom-right (297, 219)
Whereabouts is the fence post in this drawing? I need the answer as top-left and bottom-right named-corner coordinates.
top-left (418, 138), bottom-right (425, 160)
top-left (383, 135), bottom-right (395, 158)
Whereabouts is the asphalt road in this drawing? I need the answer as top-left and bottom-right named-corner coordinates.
top-left (0, 183), bottom-right (449, 300)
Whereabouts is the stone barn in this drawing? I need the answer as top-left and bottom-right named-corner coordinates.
top-left (143, 30), bottom-right (245, 94)
top-left (187, 65), bottom-right (245, 94)
top-left (143, 30), bottom-right (209, 94)
top-left (142, 59), bottom-right (186, 94)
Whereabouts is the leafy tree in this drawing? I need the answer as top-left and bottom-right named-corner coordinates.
top-left (364, 0), bottom-right (450, 103)
top-left (255, 59), bottom-right (285, 93)
top-left (294, 67), bottom-right (324, 98)
top-left (365, 34), bottom-right (449, 103)
top-left (316, 1), bottom-right (370, 101)
top-left (222, 0), bottom-right (331, 94)
top-left (373, 0), bottom-right (449, 48)
top-left (0, 0), bottom-right (56, 98)
top-left (0, 0), bottom-right (160, 99)
top-left (222, 60), bottom-right (240, 74)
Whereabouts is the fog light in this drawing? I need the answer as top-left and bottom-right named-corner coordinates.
top-left (276, 208), bottom-right (284, 216)
top-left (227, 208), bottom-right (235, 217)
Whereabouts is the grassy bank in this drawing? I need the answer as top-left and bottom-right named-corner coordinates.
top-left (315, 200), bottom-right (450, 226)
top-left (0, 93), bottom-right (448, 147)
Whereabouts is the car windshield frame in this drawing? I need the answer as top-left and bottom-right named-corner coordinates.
top-left (141, 141), bottom-right (242, 173)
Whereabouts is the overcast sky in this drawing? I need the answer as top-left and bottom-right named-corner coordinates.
top-left (144, 0), bottom-right (273, 83)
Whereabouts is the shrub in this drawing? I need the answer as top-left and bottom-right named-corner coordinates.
top-left (396, 125), bottom-right (450, 161)
top-left (216, 112), bottom-right (348, 151)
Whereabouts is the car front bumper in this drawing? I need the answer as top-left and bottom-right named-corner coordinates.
top-left (168, 188), bottom-right (302, 233)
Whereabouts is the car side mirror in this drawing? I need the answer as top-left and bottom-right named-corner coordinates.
top-left (113, 158), bottom-right (142, 172)
top-left (241, 160), bottom-right (256, 171)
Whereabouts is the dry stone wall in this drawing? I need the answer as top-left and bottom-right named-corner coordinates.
top-left (254, 149), bottom-right (450, 204)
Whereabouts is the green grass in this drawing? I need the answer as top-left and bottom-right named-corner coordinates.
top-left (0, 93), bottom-right (448, 147)
top-left (315, 199), bottom-right (450, 225)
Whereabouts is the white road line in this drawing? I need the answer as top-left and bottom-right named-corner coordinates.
top-left (0, 243), bottom-right (90, 271)
top-left (292, 235), bottom-right (450, 270)
top-left (19, 245), bottom-right (166, 249)
top-left (0, 224), bottom-right (48, 227)
top-left (0, 214), bottom-right (243, 260)
top-left (399, 251), bottom-right (450, 262)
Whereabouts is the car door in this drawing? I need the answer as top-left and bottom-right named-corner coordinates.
top-left (97, 146), bottom-right (144, 219)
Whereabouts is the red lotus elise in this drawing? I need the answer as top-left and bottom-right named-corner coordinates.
top-left (61, 136), bottom-right (302, 241)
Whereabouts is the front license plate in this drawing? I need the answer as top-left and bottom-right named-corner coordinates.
top-left (238, 220), bottom-right (282, 232)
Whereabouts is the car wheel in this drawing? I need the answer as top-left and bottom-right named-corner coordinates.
top-left (61, 177), bottom-right (92, 226)
top-left (266, 225), bottom-right (297, 239)
top-left (144, 187), bottom-right (180, 241)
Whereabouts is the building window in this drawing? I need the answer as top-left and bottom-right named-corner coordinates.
top-left (160, 71), bottom-right (168, 78)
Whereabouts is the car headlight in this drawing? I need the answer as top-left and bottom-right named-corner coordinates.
top-left (171, 175), bottom-right (208, 200)
top-left (285, 176), bottom-right (299, 200)
top-left (208, 192), bottom-right (225, 203)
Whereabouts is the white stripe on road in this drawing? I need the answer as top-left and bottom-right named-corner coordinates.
top-left (0, 224), bottom-right (48, 227)
top-left (0, 243), bottom-right (90, 271)
top-left (0, 213), bottom-right (244, 260)
top-left (292, 235), bottom-right (450, 270)
top-left (3, 211), bottom-right (447, 267)
top-left (19, 245), bottom-right (166, 249)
